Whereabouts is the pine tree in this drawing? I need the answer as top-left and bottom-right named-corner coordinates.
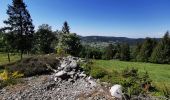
top-left (137, 38), bottom-right (157, 62)
top-left (150, 32), bottom-right (170, 63)
top-left (120, 43), bottom-right (130, 61)
top-left (62, 21), bottom-right (70, 34)
top-left (3, 0), bottom-right (34, 59)
top-left (57, 22), bottom-right (81, 56)
top-left (132, 42), bottom-right (142, 61)
top-left (103, 44), bottom-right (114, 60)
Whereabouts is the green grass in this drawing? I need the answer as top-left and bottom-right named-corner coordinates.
top-left (0, 53), bottom-right (21, 66)
top-left (93, 60), bottom-right (170, 87)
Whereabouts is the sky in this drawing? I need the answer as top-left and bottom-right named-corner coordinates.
top-left (0, 0), bottom-right (170, 38)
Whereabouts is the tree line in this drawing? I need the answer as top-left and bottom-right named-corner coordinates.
top-left (0, 0), bottom-right (170, 64)
top-left (0, 0), bottom-right (81, 62)
top-left (82, 32), bottom-right (170, 64)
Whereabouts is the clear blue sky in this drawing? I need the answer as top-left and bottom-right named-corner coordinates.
top-left (0, 0), bottom-right (170, 38)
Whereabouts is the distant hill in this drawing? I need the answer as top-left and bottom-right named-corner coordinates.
top-left (80, 36), bottom-right (160, 45)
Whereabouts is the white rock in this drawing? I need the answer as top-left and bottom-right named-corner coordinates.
top-left (110, 84), bottom-right (122, 99)
top-left (88, 80), bottom-right (97, 87)
top-left (55, 71), bottom-right (66, 77)
top-left (79, 72), bottom-right (86, 77)
top-left (69, 61), bottom-right (78, 68)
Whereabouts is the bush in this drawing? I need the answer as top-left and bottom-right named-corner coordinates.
top-left (0, 70), bottom-right (23, 89)
top-left (84, 61), bottom-right (155, 98)
top-left (90, 66), bottom-right (108, 79)
top-left (162, 84), bottom-right (170, 98)
top-left (6, 55), bottom-right (60, 77)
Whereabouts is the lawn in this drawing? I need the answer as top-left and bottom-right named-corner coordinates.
top-left (93, 60), bottom-right (170, 87)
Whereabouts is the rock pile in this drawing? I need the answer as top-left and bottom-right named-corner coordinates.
top-left (54, 56), bottom-right (87, 82)
top-left (0, 56), bottom-right (110, 100)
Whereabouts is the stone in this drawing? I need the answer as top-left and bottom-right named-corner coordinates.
top-left (110, 84), bottom-right (122, 99)
top-left (55, 71), bottom-right (66, 77)
top-left (69, 61), bottom-right (78, 69)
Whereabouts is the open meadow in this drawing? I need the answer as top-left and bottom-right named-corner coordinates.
top-left (93, 60), bottom-right (170, 88)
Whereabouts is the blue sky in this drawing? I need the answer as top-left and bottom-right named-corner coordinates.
top-left (0, 0), bottom-right (170, 38)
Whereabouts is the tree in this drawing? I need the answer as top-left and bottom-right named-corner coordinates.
top-left (57, 22), bottom-right (81, 56)
top-left (150, 32), bottom-right (170, 63)
top-left (64, 33), bottom-right (82, 56)
top-left (35, 24), bottom-right (56, 54)
top-left (132, 42), bottom-right (142, 61)
top-left (0, 31), bottom-right (5, 52)
top-left (3, 0), bottom-right (34, 59)
top-left (120, 43), bottom-right (130, 61)
top-left (114, 43), bottom-right (121, 59)
top-left (103, 44), bottom-right (114, 60)
top-left (62, 21), bottom-right (70, 34)
top-left (137, 38), bottom-right (157, 62)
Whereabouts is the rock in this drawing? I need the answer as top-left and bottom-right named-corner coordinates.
top-left (69, 60), bottom-right (78, 69)
top-left (79, 72), bottom-right (86, 77)
top-left (110, 84), bottom-right (122, 99)
top-left (55, 71), bottom-right (66, 77)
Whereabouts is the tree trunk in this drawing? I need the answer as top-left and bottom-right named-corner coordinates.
top-left (7, 51), bottom-right (10, 62)
top-left (21, 50), bottom-right (23, 60)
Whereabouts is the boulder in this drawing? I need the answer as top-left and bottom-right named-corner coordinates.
top-left (55, 71), bottom-right (70, 80)
top-left (110, 84), bottom-right (122, 99)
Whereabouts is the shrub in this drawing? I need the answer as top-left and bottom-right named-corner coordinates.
top-left (6, 55), bottom-right (60, 77)
top-left (162, 84), bottom-right (170, 98)
top-left (57, 47), bottom-right (66, 57)
top-left (90, 66), bottom-right (108, 79)
top-left (0, 69), bottom-right (23, 89)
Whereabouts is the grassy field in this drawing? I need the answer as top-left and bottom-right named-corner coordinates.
top-left (0, 52), bottom-right (170, 87)
top-left (0, 53), bottom-right (22, 65)
top-left (93, 60), bottom-right (170, 87)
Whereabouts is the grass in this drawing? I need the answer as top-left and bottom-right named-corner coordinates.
top-left (93, 60), bottom-right (170, 87)
top-left (0, 53), bottom-right (22, 65)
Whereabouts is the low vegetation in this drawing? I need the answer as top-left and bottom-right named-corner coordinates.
top-left (93, 60), bottom-right (170, 86)
top-left (0, 70), bottom-right (24, 89)
top-left (5, 55), bottom-right (59, 77)
top-left (82, 60), bottom-right (170, 98)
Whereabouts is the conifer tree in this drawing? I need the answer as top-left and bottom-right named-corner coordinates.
top-left (62, 21), bottom-right (70, 34)
top-left (104, 44), bottom-right (114, 60)
top-left (120, 43), bottom-right (130, 61)
top-left (137, 38), bottom-right (157, 62)
top-left (3, 0), bottom-right (34, 59)
top-left (150, 32), bottom-right (170, 63)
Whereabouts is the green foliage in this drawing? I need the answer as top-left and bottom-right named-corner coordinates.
top-left (137, 38), bottom-right (157, 62)
top-left (0, 32), bottom-right (6, 52)
top-left (103, 44), bottom-right (114, 60)
top-left (57, 22), bottom-right (81, 57)
top-left (80, 46), bottom-right (103, 59)
top-left (85, 61), bottom-right (155, 97)
top-left (93, 60), bottom-right (170, 85)
top-left (0, 69), bottom-right (24, 89)
top-left (131, 43), bottom-right (142, 61)
top-left (64, 33), bottom-right (82, 56)
top-left (35, 24), bottom-right (56, 54)
top-left (150, 32), bottom-right (170, 64)
top-left (57, 47), bottom-right (66, 57)
top-left (90, 66), bottom-right (108, 79)
top-left (120, 43), bottom-right (130, 61)
top-left (3, 0), bottom-right (34, 58)
top-left (162, 84), bottom-right (170, 98)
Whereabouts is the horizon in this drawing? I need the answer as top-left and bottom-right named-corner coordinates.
top-left (0, 0), bottom-right (170, 38)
